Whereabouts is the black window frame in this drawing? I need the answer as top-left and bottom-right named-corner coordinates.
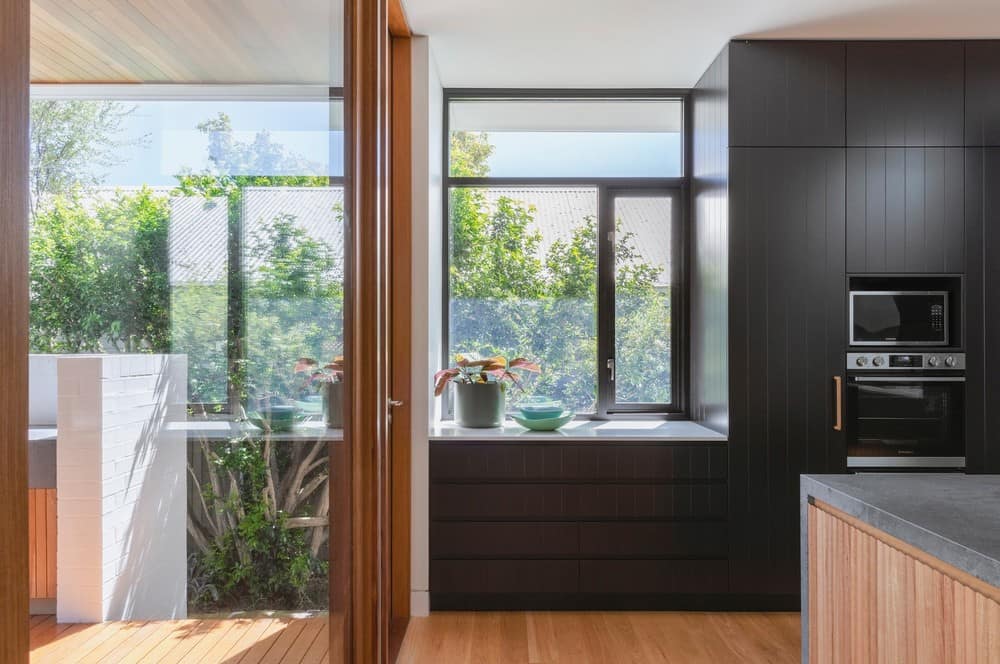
top-left (442, 88), bottom-right (691, 419)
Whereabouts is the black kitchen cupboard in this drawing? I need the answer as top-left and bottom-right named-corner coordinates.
top-left (729, 41), bottom-right (845, 147)
top-left (846, 41), bottom-right (964, 147)
top-left (728, 147), bottom-right (847, 596)
top-left (964, 148), bottom-right (1000, 473)
top-left (429, 441), bottom-right (730, 609)
top-left (846, 147), bottom-right (965, 273)
top-left (966, 41), bottom-right (1000, 146)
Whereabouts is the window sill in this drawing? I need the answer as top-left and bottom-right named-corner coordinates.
top-left (429, 419), bottom-right (726, 442)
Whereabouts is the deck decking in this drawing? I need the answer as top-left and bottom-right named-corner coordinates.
top-left (29, 614), bottom-right (334, 663)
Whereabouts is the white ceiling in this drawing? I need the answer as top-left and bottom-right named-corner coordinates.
top-left (402, 0), bottom-right (1000, 88)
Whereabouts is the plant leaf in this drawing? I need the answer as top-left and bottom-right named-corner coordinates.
top-left (509, 357), bottom-right (541, 373)
top-left (433, 368), bottom-right (460, 396)
top-left (294, 357), bottom-right (319, 373)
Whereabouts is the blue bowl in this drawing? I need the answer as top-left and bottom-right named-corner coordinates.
top-left (518, 401), bottom-right (564, 420)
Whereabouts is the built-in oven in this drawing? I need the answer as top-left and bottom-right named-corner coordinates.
top-left (845, 353), bottom-right (965, 469)
top-left (850, 290), bottom-right (949, 346)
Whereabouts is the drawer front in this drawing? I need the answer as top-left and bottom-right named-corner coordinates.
top-left (432, 560), bottom-right (578, 594)
top-left (578, 522), bottom-right (728, 558)
top-left (432, 483), bottom-right (727, 521)
top-left (579, 560), bottom-right (729, 594)
top-left (431, 522), bottom-right (577, 558)
top-left (431, 443), bottom-right (727, 482)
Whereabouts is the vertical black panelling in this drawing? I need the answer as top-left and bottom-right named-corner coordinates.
top-left (728, 147), bottom-right (846, 595)
top-left (729, 41), bottom-right (845, 147)
top-left (965, 41), bottom-right (1000, 146)
top-left (965, 148), bottom-right (1000, 473)
top-left (691, 45), bottom-right (730, 435)
top-left (845, 147), bottom-right (965, 272)
top-left (846, 41), bottom-right (964, 147)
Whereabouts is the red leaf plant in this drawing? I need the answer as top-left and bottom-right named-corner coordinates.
top-left (294, 356), bottom-right (345, 385)
top-left (434, 354), bottom-right (541, 397)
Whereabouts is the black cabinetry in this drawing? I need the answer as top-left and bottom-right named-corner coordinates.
top-left (728, 147), bottom-right (847, 595)
top-left (964, 148), bottom-right (1000, 473)
top-left (966, 41), bottom-right (1000, 146)
top-left (846, 147), bottom-right (965, 273)
top-left (429, 441), bottom-right (730, 609)
top-left (729, 41), bottom-right (845, 147)
top-left (846, 42), bottom-right (964, 147)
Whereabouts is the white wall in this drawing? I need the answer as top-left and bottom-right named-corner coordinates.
top-left (56, 354), bottom-right (187, 623)
top-left (409, 35), bottom-right (444, 618)
top-left (29, 354), bottom-right (60, 426)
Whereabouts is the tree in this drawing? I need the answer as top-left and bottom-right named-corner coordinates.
top-left (29, 100), bottom-right (143, 219)
top-left (447, 130), bottom-right (670, 411)
top-left (29, 187), bottom-right (170, 353)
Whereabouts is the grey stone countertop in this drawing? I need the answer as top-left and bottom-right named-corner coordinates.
top-left (430, 419), bottom-right (727, 441)
top-left (802, 473), bottom-right (1000, 588)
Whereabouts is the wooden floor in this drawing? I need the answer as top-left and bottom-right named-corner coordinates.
top-left (397, 612), bottom-right (802, 664)
top-left (30, 611), bottom-right (800, 663)
top-left (29, 614), bottom-right (333, 663)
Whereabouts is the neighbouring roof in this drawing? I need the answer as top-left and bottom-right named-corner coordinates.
top-left (90, 185), bottom-right (670, 287)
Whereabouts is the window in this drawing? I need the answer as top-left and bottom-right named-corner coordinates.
top-left (445, 92), bottom-right (686, 416)
top-left (29, 91), bottom-right (345, 412)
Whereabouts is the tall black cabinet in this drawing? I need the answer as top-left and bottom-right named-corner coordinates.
top-left (728, 147), bottom-right (846, 595)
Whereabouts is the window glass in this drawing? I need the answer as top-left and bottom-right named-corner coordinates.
top-left (612, 195), bottom-right (674, 405)
top-left (449, 98), bottom-right (683, 178)
top-left (448, 186), bottom-right (598, 413)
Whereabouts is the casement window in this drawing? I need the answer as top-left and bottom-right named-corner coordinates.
top-left (444, 91), bottom-right (688, 416)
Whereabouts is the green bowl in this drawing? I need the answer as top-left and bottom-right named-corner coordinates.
top-left (511, 411), bottom-right (575, 431)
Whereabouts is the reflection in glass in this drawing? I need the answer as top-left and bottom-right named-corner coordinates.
top-left (28, 95), bottom-right (343, 616)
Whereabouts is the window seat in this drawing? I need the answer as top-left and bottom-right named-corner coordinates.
top-left (430, 419), bottom-right (726, 442)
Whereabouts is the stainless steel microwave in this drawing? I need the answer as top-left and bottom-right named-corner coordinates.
top-left (849, 291), bottom-right (949, 347)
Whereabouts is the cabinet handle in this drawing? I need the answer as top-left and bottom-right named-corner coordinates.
top-left (833, 375), bottom-right (843, 431)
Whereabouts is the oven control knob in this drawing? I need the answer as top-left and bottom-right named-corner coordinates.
top-left (928, 356), bottom-right (941, 367)
top-left (872, 356), bottom-right (885, 367)
top-left (855, 356), bottom-right (868, 367)
top-left (945, 356), bottom-right (956, 367)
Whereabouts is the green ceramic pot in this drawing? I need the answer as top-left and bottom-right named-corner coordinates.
top-left (454, 381), bottom-right (505, 428)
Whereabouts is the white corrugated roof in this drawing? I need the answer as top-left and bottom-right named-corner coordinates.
top-left (92, 185), bottom-right (670, 287)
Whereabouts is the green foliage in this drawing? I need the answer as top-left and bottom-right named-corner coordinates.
top-left (30, 103), bottom-right (337, 611)
top-left (29, 187), bottom-right (170, 353)
top-left (448, 131), bottom-right (672, 411)
top-left (190, 439), bottom-right (328, 611)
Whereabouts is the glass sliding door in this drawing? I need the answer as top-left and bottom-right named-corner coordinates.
top-left (27, 0), bottom-right (349, 660)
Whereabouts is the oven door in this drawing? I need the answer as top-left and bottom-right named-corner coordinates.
top-left (846, 375), bottom-right (965, 468)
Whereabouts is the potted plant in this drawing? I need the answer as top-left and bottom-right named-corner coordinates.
top-left (294, 356), bottom-right (345, 428)
top-left (434, 355), bottom-right (541, 428)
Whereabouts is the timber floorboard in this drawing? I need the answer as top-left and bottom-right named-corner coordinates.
top-left (29, 616), bottom-right (331, 664)
top-left (396, 611), bottom-right (801, 664)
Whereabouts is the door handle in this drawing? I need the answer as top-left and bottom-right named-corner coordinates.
top-left (833, 375), bottom-right (843, 432)
top-left (389, 399), bottom-right (404, 408)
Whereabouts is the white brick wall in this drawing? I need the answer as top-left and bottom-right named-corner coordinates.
top-left (57, 354), bottom-right (188, 623)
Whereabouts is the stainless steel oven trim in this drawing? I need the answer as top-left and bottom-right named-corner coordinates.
top-left (847, 457), bottom-right (966, 469)
top-left (851, 376), bottom-right (966, 383)
top-left (849, 290), bottom-right (950, 347)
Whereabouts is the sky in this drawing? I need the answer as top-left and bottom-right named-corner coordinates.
top-left (99, 99), bottom-right (343, 186)
top-left (83, 99), bottom-right (680, 186)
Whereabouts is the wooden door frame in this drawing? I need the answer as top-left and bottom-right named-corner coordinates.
top-left (343, 0), bottom-right (411, 662)
top-left (0, 0), bottom-right (30, 661)
top-left (388, 11), bottom-right (413, 661)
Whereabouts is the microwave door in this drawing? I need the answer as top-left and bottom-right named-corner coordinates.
top-left (850, 291), bottom-right (949, 346)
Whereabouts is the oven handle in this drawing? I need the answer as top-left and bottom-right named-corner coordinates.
top-left (851, 376), bottom-right (966, 383)
top-left (833, 375), bottom-right (843, 431)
